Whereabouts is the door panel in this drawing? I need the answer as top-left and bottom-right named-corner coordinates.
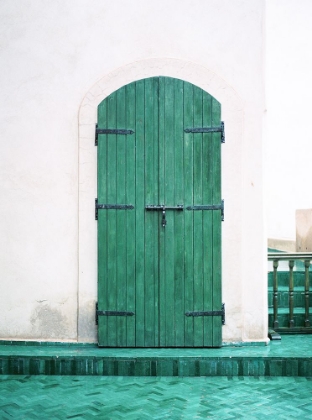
top-left (97, 77), bottom-right (222, 347)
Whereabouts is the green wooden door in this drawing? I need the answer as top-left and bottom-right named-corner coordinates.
top-left (97, 77), bottom-right (223, 347)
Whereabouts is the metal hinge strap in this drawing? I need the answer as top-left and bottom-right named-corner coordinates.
top-left (184, 121), bottom-right (225, 143)
top-left (145, 205), bottom-right (183, 211)
top-left (95, 124), bottom-right (134, 145)
top-left (186, 200), bottom-right (224, 221)
top-left (95, 199), bottom-right (134, 220)
top-left (185, 304), bottom-right (225, 325)
top-left (97, 311), bottom-right (135, 317)
top-left (95, 304), bottom-right (135, 325)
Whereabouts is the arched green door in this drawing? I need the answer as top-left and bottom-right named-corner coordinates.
top-left (96, 77), bottom-right (223, 347)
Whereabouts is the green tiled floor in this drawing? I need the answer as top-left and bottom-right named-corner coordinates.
top-left (1, 375), bottom-right (312, 419)
top-left (1, 337), bottom-right (312, 417)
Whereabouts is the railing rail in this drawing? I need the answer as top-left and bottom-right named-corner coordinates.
top-left (268, 252), bottom-right (312, 333)
top-left (268, 252), bottom-right (312, 260)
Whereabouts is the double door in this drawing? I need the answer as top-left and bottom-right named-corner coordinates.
top-left (97, 77), bottom-right (223, 347)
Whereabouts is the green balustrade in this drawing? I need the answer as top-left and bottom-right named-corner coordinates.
top-left (268, 252), bottom-right (312, 334)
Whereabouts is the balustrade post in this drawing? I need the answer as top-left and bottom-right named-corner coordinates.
top-left (288, 260), bottom-right (295, 328)
top-left (273, 259), bottom-right (279, 329)
top-left (304, 260), bottom-right (310, 328)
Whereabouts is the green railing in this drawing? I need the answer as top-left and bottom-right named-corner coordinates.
top-left (268, 252), bottom-right (312, 334)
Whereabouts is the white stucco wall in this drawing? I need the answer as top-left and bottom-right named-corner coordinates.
top-left (266, 0), bottom-right (312, 241)
top-left (0, 0), bottom-right (266, 343)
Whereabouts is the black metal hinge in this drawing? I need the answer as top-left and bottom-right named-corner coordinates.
top-left (186, 200), bottom-right (224, 221)
top-left (95, 124), bottom-right (134, 145)
top-left (95, 199), bottom-right (134, 220)
top-left (96, 303), bottom-right (134, 325)
top-left (184, 121), bottom-right (225, 143)
top-left (185, 304), bottom-right (225, 325)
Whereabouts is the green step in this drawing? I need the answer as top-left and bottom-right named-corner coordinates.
top-left (1, 336), bottom-right (312, 377)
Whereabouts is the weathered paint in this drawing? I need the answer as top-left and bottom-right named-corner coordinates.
top-left (97, 77), bottom-right (222, 347)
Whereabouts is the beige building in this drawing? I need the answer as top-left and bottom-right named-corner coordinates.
top-left (1, 0), bottom-right (310, 345)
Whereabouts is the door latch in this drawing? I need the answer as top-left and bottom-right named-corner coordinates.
top-left (145, 205), bottom-right (183, 227)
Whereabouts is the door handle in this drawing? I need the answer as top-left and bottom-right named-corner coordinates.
top-left (145, 205), bottom-right (184, 227)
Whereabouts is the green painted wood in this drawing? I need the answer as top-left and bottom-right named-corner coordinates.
top-left (134, 80), bottom-right (145, 347)
top-left (144, 78), bottom-right (158, 347)
top-left (203, 91), bottom-right (213, 347)
top-left (162, 76), bottom-right (175, 347)
top-left (173, 78), bottom-right (185, 346)
top-left (125, 82), bottom-right (136, 347)
top-left (97, 76), bottom-right (222, 347)
top-left (183, 81), bottom-right (195, 347)
top-left (304, 260), bottom-right (310, 327)
top-left (97, 98), bottom-right (107, 346)
top-left (268, 267), bottom-right (312, 333)
top-left (158, 77), bottom-right (167, 347)
top-left (193, 85), bottom-right (204, 347)
top-left (211, 96), bottom-right (222, 347)
top-left (116, 87), bottom-right (127, 346)
top-left (106, 91), bottom-right (118, 346)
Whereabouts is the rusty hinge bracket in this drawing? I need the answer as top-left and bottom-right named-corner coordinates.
top-left (184, 121), bottom-right (225, 143)
top-left (96, 303), bottom-right (135, 325)
top-left (185, 304), bottom-right (225, 325)
top-left (186, 200), bottom-right (224, 221)
top-left (95, 199), bottom-right (134, 220)
top-left (95, 124), bottom-right (134, 145)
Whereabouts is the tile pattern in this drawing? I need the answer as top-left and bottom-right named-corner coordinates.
top-left (1, 375), bottom-right (312, 419)
top-left (1, 355), bottom-right (312, 377)
top-left (0, 336), bottom-right (312, 377)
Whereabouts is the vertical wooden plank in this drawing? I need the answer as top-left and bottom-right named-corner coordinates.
top-left (158, 77), bottom-right (166, 346)
top-left (125, 82), bottom-right (136, 346)
top-left (163, 77), bottom-right (176, 346)
top-left (183, 81), bottom-right (195, 347)
top-left (144, 77), bottom-right (159, 346)
top-left (193, 86), bottom-right (204, 346)
top-left (173, 78), bottom-right (185, 346)
top-left (115, 86), bottom-right (127, 346)
top-left (135, 79), bottom-right (146, 346)
top-left (153, 79), bottom-right (160, 347)
top-left (202, 93), bottom-right (214, 346)
top-left (97, 98), bottom-right (108, 346)
top-left (106, 92), bottom-right (118, 346)
top-left (211, 97), bottom-right (222, 346)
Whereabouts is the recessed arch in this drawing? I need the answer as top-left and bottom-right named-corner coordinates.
top-left (77, 58), bottom-right (243, 343)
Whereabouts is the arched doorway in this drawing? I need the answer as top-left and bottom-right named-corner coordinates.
top-left (96, 76), bottom-right (224, 347)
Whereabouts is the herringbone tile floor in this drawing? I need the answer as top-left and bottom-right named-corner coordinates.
top-left (1, 375), bottom-right (312, 419)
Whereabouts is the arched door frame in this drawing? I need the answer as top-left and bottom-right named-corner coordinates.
top-left (78, 58), bottom-right (243, 343)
